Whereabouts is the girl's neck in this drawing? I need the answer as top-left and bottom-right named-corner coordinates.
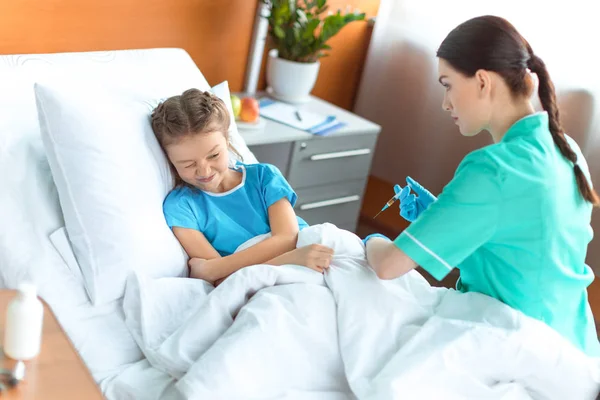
top-left (487, 100), bottom-right (536, 143)
top-left (215, 166), bottom-right (243, 193)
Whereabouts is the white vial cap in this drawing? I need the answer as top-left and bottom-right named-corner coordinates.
top-left (17, 283), bottom-right (37, 299)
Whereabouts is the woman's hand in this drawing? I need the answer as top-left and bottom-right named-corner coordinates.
top-left (273, 244), bottom-right (334, 273)
top-left (189, 257), bottom-right (219, 284)
top-left (395, 176), bottom-right (437, 222)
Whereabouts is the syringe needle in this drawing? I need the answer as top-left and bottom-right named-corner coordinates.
top-left (373, 209), bottom-right (384, 219)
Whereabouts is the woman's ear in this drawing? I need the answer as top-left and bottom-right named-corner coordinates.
top-left (524, 70), bottom-right (537, 98)
top-left (474, 69), bottom-right (492, 97)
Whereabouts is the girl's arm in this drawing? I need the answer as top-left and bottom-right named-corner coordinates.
top-left (172, 228), bottom-right (221, 259)
top-left (366, 237), bottom-right (417, 279)
top-left (188, 198), bottom-right (299, 283)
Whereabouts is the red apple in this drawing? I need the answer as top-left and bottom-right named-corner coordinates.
top-left (240, 97), bottom-right (259, 123)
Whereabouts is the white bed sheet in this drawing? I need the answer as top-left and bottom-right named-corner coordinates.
top-left (50, 232), bottom-right (180, 399)
top-left (122, 223), bottom-right (600, 400)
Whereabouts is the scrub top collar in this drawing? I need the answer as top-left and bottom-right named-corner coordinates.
top-left (200, 163), bottom-right (247, 197)
top-left (501, 111), bottom-right (548, 143)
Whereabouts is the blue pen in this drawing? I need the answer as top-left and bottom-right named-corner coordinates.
top-left (373, 190), bottom-right (402, 219)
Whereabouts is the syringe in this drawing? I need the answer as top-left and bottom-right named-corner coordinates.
top-left (373, 191), bottom-right (402, 219)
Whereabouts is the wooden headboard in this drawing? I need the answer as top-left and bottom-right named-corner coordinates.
top-left (0, 0), bottom-right (257, 91)
top-left (0, 0), bottom-right (380, 109)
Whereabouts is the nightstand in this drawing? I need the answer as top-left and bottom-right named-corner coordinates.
top-left (0, 290), bottom-right (103, 400)
top-left (239, 94), bottom-right (381, 233)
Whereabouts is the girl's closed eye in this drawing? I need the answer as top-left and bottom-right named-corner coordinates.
top-left (185, 162), bottom-right (196, 169)
top-left (208, 153), bottom-right (220, 160)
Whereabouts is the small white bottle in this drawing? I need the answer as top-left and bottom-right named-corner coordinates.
top-left (3, 283), bottom-right (44, 360)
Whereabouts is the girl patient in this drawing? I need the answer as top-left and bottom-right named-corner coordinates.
top-left (151, 89), bottom-right (333, 285)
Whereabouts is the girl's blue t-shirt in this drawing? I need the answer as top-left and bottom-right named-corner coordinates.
top-left (163, 162), bottom-right (308, 256)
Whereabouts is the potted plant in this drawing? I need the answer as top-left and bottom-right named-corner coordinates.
top-left (262, 0), bottom-right (365, 103)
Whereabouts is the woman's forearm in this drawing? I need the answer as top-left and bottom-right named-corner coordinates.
top-left (366, 237), bottom-right (417, 279)
top-left (202, 234), bottom-right (298, 281)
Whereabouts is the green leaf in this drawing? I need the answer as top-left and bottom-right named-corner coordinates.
top-left (272, 0), bottom-right (291, 21)
top-left (315, 4), bottom-right (328, 16)
top-left (320, 13), bottom-right (343, 43)
top-left (296, 9), bottom-right (308, 23)
top-left (304, 0), bottom-right (317, 8)
top-left (320, 11), bottom-right (365, 43)
top-left (293, 24), bottom-right (301, 43)
top-left (265, 0), bottom-right (365, 62)
top-left (346, 12), bottom-right (366, 23)
top-left (274, 25), bottom-right (285, 39)
top-left (302, 18), bottom-right (320, 40)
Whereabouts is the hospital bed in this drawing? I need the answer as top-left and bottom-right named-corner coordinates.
top-left (0, 48), bottom-right (598, 400)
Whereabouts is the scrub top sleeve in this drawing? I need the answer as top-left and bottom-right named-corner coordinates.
top-left (163, 193), bottom-right (200, 231)
top-left (261, 164), bottom-right (298, 208)
top-left (394, 153), bottom-right (501, 281)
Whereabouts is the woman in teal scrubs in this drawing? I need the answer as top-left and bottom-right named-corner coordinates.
top-left (365, 15), bottom-right (600, 356)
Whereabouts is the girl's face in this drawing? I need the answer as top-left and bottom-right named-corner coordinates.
top-left (165, 129), bottom-right (232, 192)
top-left (437, 58), bottom-right (491, 137)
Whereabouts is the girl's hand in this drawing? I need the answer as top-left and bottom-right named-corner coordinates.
top-left (283, 244), bottom-right (334, 273)
top-left (189, 257), bottom-right (218, 284)
top-left (214, 277), bottom-right (227, 287)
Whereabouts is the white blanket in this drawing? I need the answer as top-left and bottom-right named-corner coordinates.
top-left (122, 223), bottom-right (600, 400)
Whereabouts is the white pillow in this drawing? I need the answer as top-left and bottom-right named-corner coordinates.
top-left (35, 79), bottom-right (257, 306)
top-left (35, 81), bottom-right (188, 305)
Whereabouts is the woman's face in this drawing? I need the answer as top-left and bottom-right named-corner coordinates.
top-left (437, 58), bottom-right (490, 137)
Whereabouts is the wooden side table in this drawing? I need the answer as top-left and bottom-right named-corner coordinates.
top-left (0, 290), bottom-right (104, 399)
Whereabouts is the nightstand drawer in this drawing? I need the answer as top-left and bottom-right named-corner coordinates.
top-left (288, 134), bottom-right (376, 189)
top-left (248, 142), bottom-right (293, 176)
top-left (295, 180), bottom-right (365, 227)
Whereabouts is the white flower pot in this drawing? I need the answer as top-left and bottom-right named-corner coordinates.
top-left (266, 49), bottom-right (320, 104)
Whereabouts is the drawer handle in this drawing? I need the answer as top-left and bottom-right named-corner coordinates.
top-left (309, 148), bottom-right (371, 161)
top-left (299, 195), bottom-right (361, 211)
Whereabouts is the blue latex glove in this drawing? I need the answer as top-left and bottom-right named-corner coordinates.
top-left (362, 233), bottom-right (391, 246)
top-left (394, 176), bottom-right (437, 222)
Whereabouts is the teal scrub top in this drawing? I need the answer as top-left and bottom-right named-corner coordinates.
top-left (394, 112), bottom-right (600, 356)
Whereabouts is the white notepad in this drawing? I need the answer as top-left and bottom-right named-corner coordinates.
top-left (259, 98), bottom-right (345, 135)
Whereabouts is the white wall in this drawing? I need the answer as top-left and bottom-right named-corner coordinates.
top-left (355, 0), bottom-right (600, 268)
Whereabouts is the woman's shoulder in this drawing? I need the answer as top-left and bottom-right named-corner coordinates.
top-left (457, 146), bottom-right (502, 176)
